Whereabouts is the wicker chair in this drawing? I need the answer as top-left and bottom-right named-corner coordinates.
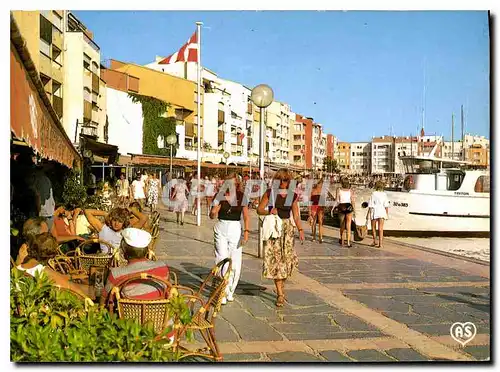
top-left (47, 255), bottom-right (87, 282)
top-left (174, 258), bottom-right (232, 361)
top-left (107, 273), bottom-right (175, 336)
top-left (146, 223), bottom-right (160, 261)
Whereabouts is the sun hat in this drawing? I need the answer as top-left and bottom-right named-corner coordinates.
top-left (121, 228), bottom-right (152, 249)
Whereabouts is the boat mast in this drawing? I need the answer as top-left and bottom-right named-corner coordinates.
top-left (451, 113), bottom-right (454, 160)
top-left (461, 104), bottom-right (465, 160)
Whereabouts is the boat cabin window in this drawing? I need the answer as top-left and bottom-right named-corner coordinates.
top-left (447, 171), bottom-right (465, 191)
top-left (474, 176), bottom-right (490, 193)
top-left (402, 158), bottom-right (440, 174)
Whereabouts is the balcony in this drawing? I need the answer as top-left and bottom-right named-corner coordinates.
top-left (39, 53), bottom-right (52, 78)
top-left (83, 100), bottom-right (92, 121)
top-left (247, 102), bottom-right (253, 114)
top-left (247, 138), bottom-right (253, 148)
top-left (92, 72), bottom-right (99, 93)
top-left (80, 123), bottom-right (98, 137)
top-left (218, 110), bottom-right (225, 125)
top-left (185, 122), bottom-right (195, 137)
top-left (52, 96), bottom-right (63, 118)
top-left (218, 130), bottom-right (224, 146)
top-left (51, 60), bottom-right (63, 83)
top-left (83, 32), bottom-right (100, 53)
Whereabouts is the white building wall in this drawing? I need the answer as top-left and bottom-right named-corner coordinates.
top-left (349, 142), bottom-right (370, 174)
top-left (63, 32), bottom-right (84, 143)
top-left (106, 88), bottom-right (143, 155)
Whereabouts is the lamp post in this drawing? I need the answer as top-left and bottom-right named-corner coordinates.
top-left (251, 84), bottom-right (274, 259)
top-left (166, 134), bottom-right (177, 176)
top-left (223, 151), bottom-right (230, 175)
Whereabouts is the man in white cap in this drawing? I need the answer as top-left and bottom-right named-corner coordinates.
top-left (100, 228), bottom-right (170, 303)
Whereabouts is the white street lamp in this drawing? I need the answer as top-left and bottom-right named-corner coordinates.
top-left (251, 84), bottom-right (274, 180)
top-left (223, 151), bottom-right (230, 175)
top-left (166, 134), bottom-right (177, 175)
top-left (251, 84), bottom-right (274, 259)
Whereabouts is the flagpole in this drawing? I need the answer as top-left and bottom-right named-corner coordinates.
top-left (196, 21), bottom-right (203, 227)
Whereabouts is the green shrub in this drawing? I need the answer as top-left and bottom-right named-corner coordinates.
top-left (10, 269), bottom-right (192, 362)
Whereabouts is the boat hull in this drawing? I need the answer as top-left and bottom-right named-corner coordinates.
top-left (353, 189), bottom-right (490, 237)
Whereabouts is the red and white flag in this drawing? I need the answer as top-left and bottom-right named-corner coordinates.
top-left (159, 30), bottom-right (198, 64)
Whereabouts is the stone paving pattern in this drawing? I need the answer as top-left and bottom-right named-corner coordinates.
top-left (155, 207), bottom-right (490, 362)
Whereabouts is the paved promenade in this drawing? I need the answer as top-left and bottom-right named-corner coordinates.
top-left (155, 206), bottom-right (490, 362)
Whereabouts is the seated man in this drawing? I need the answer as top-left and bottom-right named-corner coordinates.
top-left (100, 228), bottom-right (169, 305)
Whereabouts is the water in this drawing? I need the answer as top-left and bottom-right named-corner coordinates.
top-left (390, 237), bottom-right (490, 262)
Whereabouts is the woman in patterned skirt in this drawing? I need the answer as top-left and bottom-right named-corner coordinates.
top-left (257, 169), bottom-right (305, 307)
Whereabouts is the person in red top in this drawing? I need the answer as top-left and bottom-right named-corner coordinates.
top-left (100, 228), bottom-right (170, 303)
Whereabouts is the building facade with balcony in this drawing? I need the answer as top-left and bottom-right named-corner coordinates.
top-left (337, 142), bottom-right (351, 172)
top-left (295, 114), bottom-right (315, 170)
top-left (326, 134), bottom-right (336, 159)
top-left (393, 136), bottom-right (419, 174)
top-left (62, 12), bottom-right (107, 144)
top-left (312, 123), bottom-right (326, 171)
top-left (349, 142), bottom-right (371, 175)
top-left (371, 136), bottom-right (394, 174)
top-left (11, 10), bottom-right (65, 123)
top-left (289, 113), bottom-right (306, 169)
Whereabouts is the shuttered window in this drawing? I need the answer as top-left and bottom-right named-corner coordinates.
top-left (39, 15), bottom-right (52, 43)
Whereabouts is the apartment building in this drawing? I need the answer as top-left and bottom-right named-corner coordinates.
top-left (371, 136), bottom-right (394, 174)
top-left (467, 145), bottom-right (489, 167)
top-left (265, 101), bottom-right (290, 166)
top-left (326, 134), bottom-right (336, 159)
top-left (349, 142), bottom-right (371, 175)
top-left (295, 115), bottom-right (315, 169)
top-left (63, 12), bottom-right (107, 143)
top-left (312, 123), bottom-right (326, 171)
top-left (337, 142), bottom-right (351, 172)
top-left (11, 10), bottom-right (65, 122)
top-left (442, 141), bottom-right (464, 160)
top-left (290, 114), bottom-right (306, 168)
top-left (417, 135), bottom-right (443, 157)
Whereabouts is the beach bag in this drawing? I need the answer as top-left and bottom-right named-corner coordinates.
top-left (353, 218), bottom-right (368, 241)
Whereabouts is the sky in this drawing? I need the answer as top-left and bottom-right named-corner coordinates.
top-left (74, 10), bottom-right (490, 142)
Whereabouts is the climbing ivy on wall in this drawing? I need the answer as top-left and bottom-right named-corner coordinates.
top-left (128, 93), bottom-right (177, 157)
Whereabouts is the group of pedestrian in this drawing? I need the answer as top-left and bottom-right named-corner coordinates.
top-left (115, 171), bottom-right (161, 213)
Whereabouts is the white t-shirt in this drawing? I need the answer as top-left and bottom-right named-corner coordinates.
top-left (17, 264), bottom-right (45, 277)
top-left (132, 180), bottom-right (145, 199)
top-left (368, 191), bottom-right (390, 220)
top-left (98, 224), bottom-right (123, 253)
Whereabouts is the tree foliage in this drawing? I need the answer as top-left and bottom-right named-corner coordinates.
top-left (323, 156), bottom-right (339, 173)
top-left (10, 269), bottom-right (193, 362)
top-left (128, 93), bottom-right (177, 157)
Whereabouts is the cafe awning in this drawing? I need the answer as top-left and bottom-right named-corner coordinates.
top-left (10, 15), bottom-right (81, 169)
top-left (79, 134), bottom-right (119, 164)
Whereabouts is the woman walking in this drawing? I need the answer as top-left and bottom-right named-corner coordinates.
top-left (116, 173), bottom-right (130, 207)
top-left (257, 169), bottom-right (305, 307)
top-left (336, 177), bottom-right (355, 247)
top-left (146, 173), bottom-right (161, 213)
top-left (210, 173), bottom-right (249, 304)
top-left (366, 181), bottom-right (390, 248)
top-left (131, 173), bottom-right (146, 210)
top-left (171, 176), bottom-right (189, 225)
top-left (204, 176), bottom-right (216, 216)
top-left (308, 178), bottom-right (327, 243)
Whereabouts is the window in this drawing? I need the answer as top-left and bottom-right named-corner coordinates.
top-left (293, 135), bottom-right (301, 141)
top-left (39, 14), bottom-right (52, 43)
top-left (92, 61), bottom-right (99, 74)
top-left (92, 92), bottom-right (98, 103)
top-left (447, 172), bottom-right (465, 191)
top-left (83, 53), bottom-right (91, 70)
top-left (39, 38), bottom-right (50, 57)
top-left (84, 87), bottom-right (91, 102)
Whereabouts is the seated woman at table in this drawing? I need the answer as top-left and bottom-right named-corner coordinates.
top-left (84, 207), bottom-right (131, 254)
top-left (15, 232), bottom-right (92, 299)
top-left (51, 205), bottom-right (85, 248)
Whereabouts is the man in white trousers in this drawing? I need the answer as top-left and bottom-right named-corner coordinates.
top-left (209, 173), bottom-right (250, 304)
